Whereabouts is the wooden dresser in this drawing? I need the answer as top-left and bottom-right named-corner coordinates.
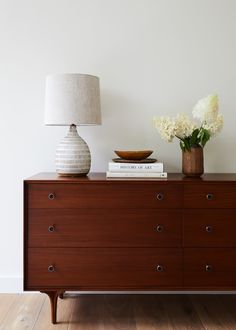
top-left (24, 172), bottom-right (236, 323)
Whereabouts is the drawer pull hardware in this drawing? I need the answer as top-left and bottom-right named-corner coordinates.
top-left (205, 225), bottom-right (213, 233)
top-left (157, 193), bottom-right (164, 201)
top-left (156, 265), bottom-right (164, 272)
top-left (48, 265), bottom-right (55, 272)
top-left (206, 193), bottom-right (214, 200)
top-left (205, 265), bottom-right (213, 272)
top-left (156, 225), bottom-right (164, 232)
top-left (48, 225), bottom-right (55, 233)
top-left (48, 193), bottom-right (55, 200)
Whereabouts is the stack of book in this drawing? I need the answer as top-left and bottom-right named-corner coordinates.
top-left (106, 161), bottom-right (167, 178)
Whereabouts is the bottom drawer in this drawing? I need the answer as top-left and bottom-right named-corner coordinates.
top-left (184, 248), bottom-right (236, 288)
top-left (26, 248), bottom-right (182, 289)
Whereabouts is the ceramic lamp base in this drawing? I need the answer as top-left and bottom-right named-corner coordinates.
top-left (55, 125), bottom-right (91, 176)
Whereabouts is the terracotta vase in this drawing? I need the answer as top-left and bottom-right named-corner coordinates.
top-left (182, 146), bottom-right (204, 177)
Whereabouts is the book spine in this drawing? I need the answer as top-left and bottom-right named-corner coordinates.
top-left (108, 162), bottom-right (164, 172)
top-left (106, 171), bottom-right (167, 178)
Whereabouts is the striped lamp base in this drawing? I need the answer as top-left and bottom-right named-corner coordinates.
top-left (55, 125), bottom-right (91, 176)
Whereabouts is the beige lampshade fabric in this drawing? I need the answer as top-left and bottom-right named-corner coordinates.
top-left (45, 73), bottom-right (101, 126)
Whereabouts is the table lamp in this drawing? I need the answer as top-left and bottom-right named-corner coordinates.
top-left (45, 73), bottom-right (101, 176)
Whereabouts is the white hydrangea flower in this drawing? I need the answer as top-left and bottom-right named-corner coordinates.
top-left (175, 113), bottom-right (197, 139)
top-left (202, 113), bottom-right (224, 136)
top-left (154, 94), bottom-right (223, 150)
top-left (192, 94), bottom-right (218, 123)
top-left (153, 116), bottom-right (176, 142)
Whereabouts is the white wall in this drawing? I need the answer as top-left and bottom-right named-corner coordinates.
top-left (0, 0), bottom-right (235, 292)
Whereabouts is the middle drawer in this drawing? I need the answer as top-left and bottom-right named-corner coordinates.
top-left (28, 209), bottom-right (182, 247)
top-left (183, 209), bottom-right (236, 247)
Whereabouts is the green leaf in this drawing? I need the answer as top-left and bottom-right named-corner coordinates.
top-left (183, 138), bottom-right (191, 151)
top-left (190, 128), bottom-right (200, 146)
top-left (201, 129), bottom-right (211, 147)
top-left (198, 128), bottom-right (210, 147)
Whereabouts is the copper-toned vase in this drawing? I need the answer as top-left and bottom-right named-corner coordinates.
top-left (182, 146), bottom-right (204, 177)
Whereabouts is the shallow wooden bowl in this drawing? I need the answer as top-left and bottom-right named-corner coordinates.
top-left (114, 150), bottom-right (153, 160)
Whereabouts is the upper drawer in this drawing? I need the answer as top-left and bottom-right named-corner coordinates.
top-left (184, 184), bottom-right (236, 208)
top-left (27, 183), bottom-right (183, 209)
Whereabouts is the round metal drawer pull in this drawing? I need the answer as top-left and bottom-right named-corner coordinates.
top-left (206, 193), bottom-right (214, 200)
top-left (48, 193), bottom-right (55, 200)
top-left (205, 225), bottom-right (213, 233)
top-left (48, 225), bottom-right (55, 233)
top-left (156, 265), bottom-right (164, 272)
top-left (156, 225), bottom-right (164, 232)
top-left (157, 193), bottom-right (164, 201)
top-left (48, 265), bottom-right (55, 272)
top-left (205, 265), bottom-right (213, 272)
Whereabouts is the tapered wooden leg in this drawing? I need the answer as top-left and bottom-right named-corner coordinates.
top-left (41, 291), bottom-right (59, 324)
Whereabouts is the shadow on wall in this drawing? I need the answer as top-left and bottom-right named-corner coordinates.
top-left (204, 135), bottom-right (232, 173)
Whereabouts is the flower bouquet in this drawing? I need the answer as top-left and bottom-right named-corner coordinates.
top-left (153, 95), bottom-right (223, 176)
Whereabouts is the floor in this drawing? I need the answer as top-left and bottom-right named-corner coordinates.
top-left (0, 294), bottom-right (236, 329)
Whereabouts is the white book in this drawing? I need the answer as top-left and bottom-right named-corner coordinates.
top-left (106, 171), bottom-right (167, 178)
top-left (108, 161), bottom-right (164, 173)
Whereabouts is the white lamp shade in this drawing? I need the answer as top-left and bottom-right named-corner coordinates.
top-left (45, 73), bottom-right (101, 126)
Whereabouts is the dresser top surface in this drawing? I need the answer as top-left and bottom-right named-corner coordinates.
top-left (24, 172), bottom-right (236, 183)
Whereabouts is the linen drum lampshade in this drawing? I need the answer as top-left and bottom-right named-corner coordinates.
top-left (45, 73), bottom-right (101, 176)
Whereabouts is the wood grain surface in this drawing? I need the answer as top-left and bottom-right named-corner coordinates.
top-left (27, 248), bottom-right (182, 289)
top-left (28, 209), bottom-right (182, 248)
top-left (27, 183), bottom-right (183, 209)
top-left (2, 293), bottom-right (236, 329)
top-left (24, 172), bottom-right (236, 324)
top-left (25, 172), bottom-right (236, 182)
top-left (184, 183), bottom-right (236, 208)
top-left (184, 248), bottom-right (236, 288)
top-left (183, 209), bottom-right (236, 247)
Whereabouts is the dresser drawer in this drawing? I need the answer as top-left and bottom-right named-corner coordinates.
top-left (28, 209), bottom-right (182, 248)
top-left (183, 209), bottom-right (236, 247)
top-left (184, 184), bottom-right (236, 208)
top-left (27, 183), bottom-right (183, 209)
top-left (26, 248), bottom-right (182, 289)
top-left (184, 248), bottom-right (236, 288)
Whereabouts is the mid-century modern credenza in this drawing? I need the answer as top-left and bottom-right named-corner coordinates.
top-left (24, 172), bottom-right (236, 324)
